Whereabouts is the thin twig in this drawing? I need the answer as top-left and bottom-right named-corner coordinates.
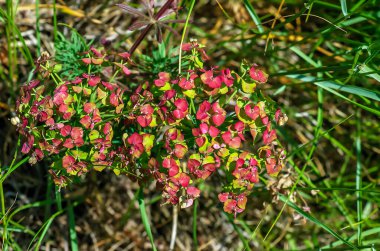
top-left (265, 0), bottom-right (285, 53)
top-left (261, 14), bottom-right (347, 33)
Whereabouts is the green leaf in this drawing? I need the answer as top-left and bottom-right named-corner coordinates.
top-left (137, 189), bottom-right (157, 251)
top-left (340, 0), bottom-right (348, 16)
top-left (242, 0), bottom-right (264, 33)
top-left (240, 78), bottom-right (257, 94)
top-left (89, 130), bottom-right (100, 143)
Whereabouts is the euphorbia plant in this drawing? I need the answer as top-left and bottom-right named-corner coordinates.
top-left (15, 40), bottom-right (287, 216)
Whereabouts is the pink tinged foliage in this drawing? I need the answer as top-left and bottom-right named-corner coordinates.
top-left (127, 133), bottom-right (144, 158)
top-left (63, 127), bottom-right (84, 149)
top-left (196, 101), bottom-right (211, 121)
top-left (211, 102), bottom-right (226, 126)
top-left (221, 131), bottom-right (241, 149)
top-left (263, 129), bottom-right (277, 145)
top-left (137, 104), bottom-right (154, 127)
top-left (219, 69), bottom-right (234, 87)
top-left (187, 186), bottom-right (200, 197)
top-left (82, 58), bottom-right (91, 64)
top-left (219, 193), bottom-right (247, 217)
top-left (154, 72), bottom-right (170, 87)
top-left (21, 135), bottom-right (34, 154)
top-left (173, 143), bottom-right (187, 159)
top-left (244, 104), bottom-right (260, 120)
top-left (118, 52), bottom-right (130, 59)
top-left (249, 65), bottom-right (268, 83)
top-left (110, 88), bottom-right (123, 107)
top-left (178, 73), bottom-right (197, 90)
top-left (171, 173), bottom-right (190, 188)
top-left (182, 186), bottom-right (201, 208)
top-left (60, 125), bottom-right (72, 137)
top-left (53, 85), bottom-right (69, 106)
top-left (84, 102), bottom-right (96, 114)
top-left (173, 98), bottom-right (188, 119)
top-left (218, 193), bottom-right (229, 202)
top-left (101, 81), bottom-right (116, 91)
top-left (162, 157), bottom-right (179, 177)
top-left (88, 76), bottom-right (101, 87)
top-left (181, 43), bottom-right (192, 51)
top-left (187, 158), bottom-right (201, 173)
top-left (201, 70), bottom-right (222, 89)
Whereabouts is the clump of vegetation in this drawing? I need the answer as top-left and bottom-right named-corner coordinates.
top-left (15, 40), bottom-right (287, 216)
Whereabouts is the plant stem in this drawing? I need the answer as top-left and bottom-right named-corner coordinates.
top-left (169, 205), bottom-right (179, 251)
top-left (129, 0), bottom-right (175, 56)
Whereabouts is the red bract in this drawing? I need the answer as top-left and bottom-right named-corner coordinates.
top-left (154, 72), bottom-right (170, 87)
top-left (173, 98), bottom-right (188, 119)
top-left (178, 73), bottom-right (197, 90)
top-left (222, 131), bottom-right (241, 149)
top-left (80, 108), bottom-right (101, 129)
top-left (21, 135), bottom-right (34, 154)
top-left (84, 102), bottom-right (96, 114)
top-left (63, 127), bottom-right (84, 148)
top-left (199, 123), bottom-right (220, 138)
top-left (218, 193), bottom-right (247, 217)
top-left (196, 101), bottom-right (211, 121)
top-left (110, 88), bottom-right (123, 107)
top-left (249, 65), bottom-right (268, 83)
top-left (201, 70), bottom-right (222, 89)
top-left (263, 129), bottom-right (277, 145)
top-left (137, 104), bottom-right (154, 127)
top-left (211, 102), bottom-right (226, 126)
top-left (162, 157), bottom-right (179, 177)
top-left (219, 69), bottom-right (234, 87)
top-left (53, 85), bottom-right (69, 106)
top-left (87, 75), bottom-right (101, 87)
top-left (173, 143), bottom-right (187, 158)
top-left (244, 104), bottom-right (260, 120)
top-left (127, 133), bottom-right (144, 158)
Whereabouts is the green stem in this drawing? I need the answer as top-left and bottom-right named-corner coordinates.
top-left (178, 0), bottom-right (196, 74)
top-left (0, 181), bottom-right (7, 248)
top-left (356, 110), bottom-right (362, 245)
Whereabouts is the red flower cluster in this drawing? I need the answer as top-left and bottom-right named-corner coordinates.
top-left (16, 41), bottom-right (287, 216)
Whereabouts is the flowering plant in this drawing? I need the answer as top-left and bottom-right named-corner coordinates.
top-left (16, 41), bottom-right (287, 216)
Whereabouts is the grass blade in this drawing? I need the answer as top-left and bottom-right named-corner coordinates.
top-left (340, 0), bottom-right (348, 16)
top-left (28, 210), bottom-right (64, 250)
top-left (68, 202), bottom-right (79, 251)
top-left (356, 111), bottom-right (363, 246)
top-left (242, 0), bottom-right (264, 33)
top-left (279, 194), bottom-right (359, 250)
top-left (224, 212), bottom-right (251, 250)
top-left (287, 74), bottom-right (380, 115)
top-left (137, 188), bottom-right (157, 251)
